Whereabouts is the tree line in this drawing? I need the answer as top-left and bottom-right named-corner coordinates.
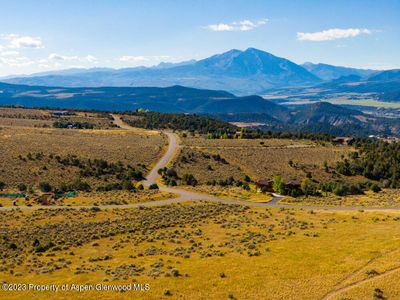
top-left (336, 139), bottom-right (400, 188)
top-left (123, 112), bottom-right (333, 142)
top-left (123, 112), bottom-right (237, 134)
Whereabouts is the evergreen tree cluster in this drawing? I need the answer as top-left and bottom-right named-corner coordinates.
top-left (336, 139), bottom-right (400, 188)
top-left (124, 112), bottom-right (237, 135)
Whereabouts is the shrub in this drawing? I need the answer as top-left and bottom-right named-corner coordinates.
top-left (71, 180), bottom-right (91, 192)
top-left (39, 182), bottom-right (52, 192)
top-left (370, 184), bottom-right (381, 193)
top-left (58, 182), bottom-right (69, 193)
top-left (301, 178), bottom-right (313, 196)
top-left (121, 180), bottom-right (135, 191)
top-left (333, 184), bottom-right (346, 196)
top-left (149, 183), bottom-right (159, 190)
top-left (170, 268), bottom-right (180, 277)
top-left (273, 176), bottom-right (285, 195)
top-left (182, 174), bottom-right (198, 186)
top-left (8, 243), bottom-right (17, 250)
top-left (166, 168), bottom-right (178, 178)
top-left (373, 288), bottom-right (385, 299)
top-left (17, 183), bottom-right (27, 192)
top-left (242, 182), bottom-right (250, 191)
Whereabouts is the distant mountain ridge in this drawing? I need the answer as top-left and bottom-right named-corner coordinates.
top-left (2, 48), bottom-right (320, 95)
top-left (263, 67), bottom-right (400, 103)
top-left (302, 62), bottom-right (376, 81)
top-left (2, 47), bottom-right (397, 101)
top-left (217, 101), bottom-right (400, 137)
top-left (367, 69), bottom-right (400, 82)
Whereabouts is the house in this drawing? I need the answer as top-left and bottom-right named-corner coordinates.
top-left (256, 180), bottom-right (273, 193)
top-left (332, 137), bottom-right (355, 146)
top-left (285, 180), bottom-right (301, 191)
top-left (50, 111), bottom-right (75, 116)
top-left (35, 193), bottom-right (55, 205)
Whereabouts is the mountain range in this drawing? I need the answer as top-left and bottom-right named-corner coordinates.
top-left (1, 47), bottom-right (399, 136)
top-left (2, 48), bottom-right (382, 95)
top-left (301, 62), bottom-right (376, 81)
top-left (1, 81), bottom-right (400, 136)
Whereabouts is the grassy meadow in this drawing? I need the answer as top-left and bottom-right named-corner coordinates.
top-left (281, 189), bottom-right (400, 208)
top-left (173, 134), bottom-right (353, 187)
top-left (0, 125), bottom-right (165, 190)
top-left (1, 204), bottom-right (400, 299)
top-left (2, 107), bottom-right (400, 299)
top-left (0, 107), bottom-right (116, 128)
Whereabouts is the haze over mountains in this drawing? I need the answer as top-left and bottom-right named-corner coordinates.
top-left (301, 62), bottom-right (376, 81)
top-left (2, 48), bottom-right (382, 95)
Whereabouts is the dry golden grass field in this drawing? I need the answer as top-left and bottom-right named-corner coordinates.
top-left (0, 190), bottom-right (176, 207)
top-left (181, 185), bottom-right (273, 202)
top-left (61, 190), bottom-right (177, 206)
top-left (281, 189), bottom-right (400, 208)
top-left (1, 203), bottom-right (400, 300)
top-left (0, 125), bottom-right (165, 191)
top-left (0, 107), bottom-right (116, 129)
top-left (2, 107), bottom-right (400, 300)
top-left (174, 135), bottom-right (353, 186)
top-left (172, 146), bottom-right (247, 184)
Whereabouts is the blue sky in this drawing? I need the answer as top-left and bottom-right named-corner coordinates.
top-left (0, 0), bottom-right (399, 76)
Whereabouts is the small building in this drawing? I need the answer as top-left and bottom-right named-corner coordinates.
top-left (285, 180), bottom-right (301, 191)
top-left (332, 137), bottom-right (355, 146)
top-left (256, 180), bottom-right (273, 193)
top-left (35, 193), bottom-right (55, 205)
top-left (50, 111), bottom-right (75, 116)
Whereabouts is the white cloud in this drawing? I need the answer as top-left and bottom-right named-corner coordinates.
top-left (208, 24), bottom-right (234, 32)
top-left (119, 55), bottom-right (171, 62)
top-left (0, 50), bottom-right (19, 57)
top-left (85, 55), bottom-right (97, 63)
top-left (152, 55), bottom-right (172, 60)
top-left (297, 28), bottom-right (371, 41)
top-left (206, 18), bottom-right (268, 32)
top-left (48, 53), bottom-right (78, 61)
top-left (2, 34), bottom-right (43, 49)
top-left (120, 55), bottom-right (149, 62)
top-left (48, 53), bottom-right (98, 63)
top-left (0, 55), bottom-right (35, 67)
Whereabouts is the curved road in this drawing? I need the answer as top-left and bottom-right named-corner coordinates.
top-left (2, 116), bottom-right (400, 212)
top-left (142, 131), bottom-right (177, 187)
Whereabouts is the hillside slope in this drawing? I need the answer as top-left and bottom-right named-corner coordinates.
top-left (0, 82), bottom-right (284, 113)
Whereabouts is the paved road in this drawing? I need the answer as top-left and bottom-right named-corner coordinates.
top-left (143, 132), bottom-right (177, 187)
top-left (2, 116), bottom-right (400, 212)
